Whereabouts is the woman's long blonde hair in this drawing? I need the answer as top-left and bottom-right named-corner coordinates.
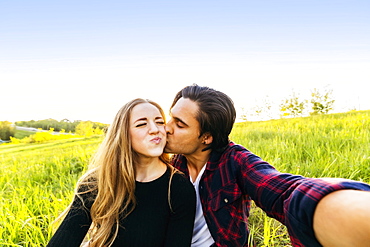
top-left (61, 98), bottom-right (170, 246)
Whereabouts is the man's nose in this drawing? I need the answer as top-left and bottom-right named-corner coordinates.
top-left (165, 118), bottom-right (173, 134)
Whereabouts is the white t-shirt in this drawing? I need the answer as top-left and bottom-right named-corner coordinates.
top-left (190, 164), bottom-right (215, 247)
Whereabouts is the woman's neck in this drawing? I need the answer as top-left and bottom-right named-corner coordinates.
top-left (135, 158), bottom-right (167, 182)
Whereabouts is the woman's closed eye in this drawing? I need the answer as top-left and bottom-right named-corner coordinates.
top-left (136, 120), bottom-right (164, 128)
top-left (156, 121), bottom-right (165, 126)
top-left (135, 122), bottom-right (147, 127)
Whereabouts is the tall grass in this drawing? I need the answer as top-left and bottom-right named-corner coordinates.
top-left (1, 110), bottom-right (369, 246)
top-left (230, 110), bottom-right (370, 246)
top-left (0, 136), bottom-right (103, 246)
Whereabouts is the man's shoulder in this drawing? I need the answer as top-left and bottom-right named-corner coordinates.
top-left (218, 142), bottom-right (250, 157)
top-left (170, 155), bottom-right (189, 174)
top-left (171, 154), bottom-right (185, 165)
top-left (227, 141), bottom-right (248, 151)
top-left (208, 142), bottom-right (260, 169)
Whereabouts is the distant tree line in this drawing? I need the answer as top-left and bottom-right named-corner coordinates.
top-left (0, 119), bottom-right (109, 142)
top-left (0, 121), bottom-right (15, 141)
top-left (280, 88), bottom-right (335, 117)
top-left (0, 88), bottom-right (340, 141)
top-left (240, 88), bottom-right (336, 121)
top-left (15, 119), bottom-right (108, 133)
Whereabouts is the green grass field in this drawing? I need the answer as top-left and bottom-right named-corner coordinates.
top-left (1, 110), bottom-right (369, 246)
top-left (231, 110), bottom-right (370, 246)
top-left (0, 136), bottom-right (103, 246)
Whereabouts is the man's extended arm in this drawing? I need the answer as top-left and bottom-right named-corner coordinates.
top-left (313, 189), bottom-right (370, 247)
top-left (234, 147), bottom-right (370, 246)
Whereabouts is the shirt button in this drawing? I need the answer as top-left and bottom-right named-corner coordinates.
top-left (224, 198), bottom-right (228, 203)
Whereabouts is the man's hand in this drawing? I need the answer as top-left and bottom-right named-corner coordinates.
top-left (313, 189), bottom-right (370, 247)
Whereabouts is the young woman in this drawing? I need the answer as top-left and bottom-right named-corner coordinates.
top-left (47, 98), bottom-right (196, 247)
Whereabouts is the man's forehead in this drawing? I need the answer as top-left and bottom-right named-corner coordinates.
top-left (171, 98), bottom-right (199, 122)
top-left (171, 98), bottom-right (198, 114)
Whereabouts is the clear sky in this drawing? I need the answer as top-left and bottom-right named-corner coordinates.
top-left (1, 0), bottom-right (369, 123)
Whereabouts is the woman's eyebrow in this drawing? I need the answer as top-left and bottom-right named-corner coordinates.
top-left (134, 116), bottom-right (163, 123)
top-left (134, 117), bottom-right (147, 123)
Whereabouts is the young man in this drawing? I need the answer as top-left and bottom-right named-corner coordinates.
top-left (165, 84), bottom-right (370, 247)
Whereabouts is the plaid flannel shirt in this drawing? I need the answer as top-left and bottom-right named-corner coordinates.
top-left (171, 142), bottom-right (370, 247)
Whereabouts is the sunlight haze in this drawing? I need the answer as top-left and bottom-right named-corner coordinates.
top-left (1, 0), bottom-right (369, 123)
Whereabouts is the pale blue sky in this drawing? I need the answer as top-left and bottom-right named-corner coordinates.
top-left (1, 0), bottom-right (369, 123)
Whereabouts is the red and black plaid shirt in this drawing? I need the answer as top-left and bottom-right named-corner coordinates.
top-left (171, 142), bottom-right (370, 247)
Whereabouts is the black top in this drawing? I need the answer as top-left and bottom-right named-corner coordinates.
top-left (47, 167), bottom-right (196, 247)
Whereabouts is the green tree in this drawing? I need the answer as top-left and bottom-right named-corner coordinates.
top-left (0, 121), bottom-right (15, 140)
top-left (279, 92), bottom-right (307, 118)
top-left (75, 121), bottom-right (95, 136)
top-left (310, 88), bottom-right (335, 115)
top-left (252, 96), bottom-right (273, 120)
top-left (240, 107), bottom-right (248, 121)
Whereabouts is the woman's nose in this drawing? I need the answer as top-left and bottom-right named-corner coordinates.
top-left (148, 122), bottom-right (159, 134)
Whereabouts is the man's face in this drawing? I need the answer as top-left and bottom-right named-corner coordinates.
top-left (164, 98), bottom-right (204, 155)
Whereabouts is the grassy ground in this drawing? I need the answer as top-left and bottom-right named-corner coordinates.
top-left (230, 110), bottom-right (370, 246)
top-left (1, 110), bottom-right (369, 246)
top-left (0, 136), bottom-right (103, 246)
top-left (13, 130), bottom-right (35, 140)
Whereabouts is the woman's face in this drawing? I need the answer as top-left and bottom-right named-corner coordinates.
top-left (129, 103), bottom-right (166, 159)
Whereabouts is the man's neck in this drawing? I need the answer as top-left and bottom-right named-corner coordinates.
top-left (184, 150), bottom-right (211, 183)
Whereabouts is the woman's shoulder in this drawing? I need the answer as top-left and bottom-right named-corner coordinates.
top-left (169, 168), bottom-right (194, 194)
top-left (168, 168), bottom-right (196, 212)
top-left (73, 174), bottom-right (98, 208)
top-left (171, 170), bottom-right (189, 183)
top-left (77, 174), bottom-right (98, 192)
